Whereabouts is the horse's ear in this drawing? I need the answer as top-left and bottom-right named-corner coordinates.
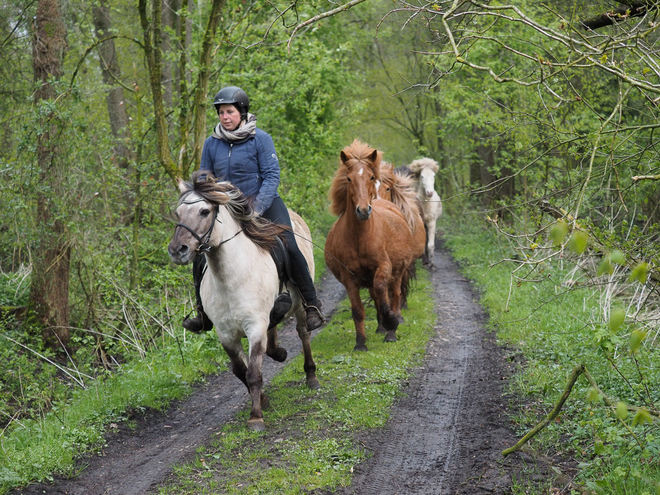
top-left (340, 150), bottom-right (349, 164)
top-left (177, 178), bottom-right (188, 194)
top-left (371, 149), bottom-right (382, 168)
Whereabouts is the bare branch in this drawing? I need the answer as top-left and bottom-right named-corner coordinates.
top-left (287, 0), bottom-right (369, 52)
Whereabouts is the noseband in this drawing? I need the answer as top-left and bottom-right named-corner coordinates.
top-left (174, 199), bottom-right (219, 253)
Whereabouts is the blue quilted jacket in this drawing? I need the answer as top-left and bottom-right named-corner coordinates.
top-left (199, 128), bottom-right (280, 214)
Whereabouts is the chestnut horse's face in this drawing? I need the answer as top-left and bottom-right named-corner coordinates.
top-left (168, 189), bottom-right (216, 265)
top-left (341, 149), bottom-right (379, 221)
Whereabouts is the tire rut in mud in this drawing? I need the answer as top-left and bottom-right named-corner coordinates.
top-left (336, 241), bottom-right (531, 495)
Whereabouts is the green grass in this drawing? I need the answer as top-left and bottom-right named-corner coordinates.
top-left (441, 215), bottom-right (660, 494)
top-left (157, 267), bottom-right (436, 494)
top-left (0, 331), bottom-right (228, 493)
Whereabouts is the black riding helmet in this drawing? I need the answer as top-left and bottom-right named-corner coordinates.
top-left (213, 86), bottom-right (249, 118)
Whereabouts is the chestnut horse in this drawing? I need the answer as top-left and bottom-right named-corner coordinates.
top-left (378, 162), bottom-right (426, 312)
top-left (168, 172), bottom-right (319, 431)
top-left (325, 140), bottom-right (416, 351)
top-left (379, 161), bottom-right (426, 262)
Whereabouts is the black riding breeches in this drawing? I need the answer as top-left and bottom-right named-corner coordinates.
top-left (261, 196), bottom-right (318, 306)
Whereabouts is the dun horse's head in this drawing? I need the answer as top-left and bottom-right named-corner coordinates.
top-left (337, 140), bottom-right (382, 221)
top-left (168, 173), bottom-right (219, 265)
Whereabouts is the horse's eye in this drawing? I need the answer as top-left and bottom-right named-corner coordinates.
top-left (200, 209), bottom-right (211, 218)
top-left (386, 187), bottom-right (391, 192)
top-left (371, 176), bottom-right (375, 181)
top-left (346, 177), bottom-right (351, 182)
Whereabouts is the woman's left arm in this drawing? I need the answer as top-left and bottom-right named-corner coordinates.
top-left (254, 131), bottom-right (281, 215)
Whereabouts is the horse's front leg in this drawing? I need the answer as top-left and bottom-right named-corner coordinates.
top-left (345, 282), bottom-right (368, 352)
top-left (422, 223), bottom-right (431, 266)
top-left (369, 287), bottom-right (386, 335)
top-left (245, 332), bottom-right (267, 431)
top-left (373, 265), bottom-right (399, 343)
top-left (425, 217), bottom-right (436, 268)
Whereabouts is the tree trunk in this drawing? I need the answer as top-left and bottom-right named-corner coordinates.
top-left (92, 0), bottom-right (132, 169)
top-left (30, 0), bottom-right (70, 346)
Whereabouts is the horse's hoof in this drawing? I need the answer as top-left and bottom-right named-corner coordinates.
top-left (261, 394), bottom-right (270, 410)
top-left (354, 344), bottom-right (368, 352)
top-left (247, 418), bottom-right (266, 431)
top-left (375, 324), bottom-right (387, 334)
top-left (267, 347), bottom-right (287, 362)
top-left (384, 331), bottom-right (397, 343)
top-left (307, 377), bottom-right (321, 390)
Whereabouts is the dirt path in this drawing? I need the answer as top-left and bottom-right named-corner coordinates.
top-left (12, 241), bottom-right (549, 495)
top-left (336, 242), bottom-right (535, 495)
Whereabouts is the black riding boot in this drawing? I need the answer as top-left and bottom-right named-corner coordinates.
top-left (290, 261), bottom-right (325, 332)
top-left (182, 257), bottom-right (214, 333)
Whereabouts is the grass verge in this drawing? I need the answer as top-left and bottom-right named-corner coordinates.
top-left (157, 267), bottom-right (436, 494)
top-left (0, 331), bottom-right (227, 494)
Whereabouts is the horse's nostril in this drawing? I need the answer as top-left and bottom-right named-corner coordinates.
top-left (179, 245), bottom-right (189, 255)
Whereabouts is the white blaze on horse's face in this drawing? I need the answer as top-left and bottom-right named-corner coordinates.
top-left (346, 163), bottom-right (376, 221)
top-left (420, 168), bottom-right (436, 198)
top-left (168, 192), bottom-right (216, 265)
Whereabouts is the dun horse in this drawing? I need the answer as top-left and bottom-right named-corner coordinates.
top-left (168, 172), bottom-right (319, 431)
top-left (325, 140), bottom-right (416, 351)
top-left (405, 158), bottom-right (443, 267)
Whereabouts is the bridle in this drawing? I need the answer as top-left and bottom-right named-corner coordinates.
top-left (174, 198), bottom-right (243, 253)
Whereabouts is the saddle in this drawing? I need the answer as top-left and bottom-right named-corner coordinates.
top-left (268, 236), bottom-right (296, 328)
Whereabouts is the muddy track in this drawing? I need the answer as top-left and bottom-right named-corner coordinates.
top-left (12, 240), bottom-right (549, 495)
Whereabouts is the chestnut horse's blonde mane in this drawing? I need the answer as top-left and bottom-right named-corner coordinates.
top-left (329, 139), bottom-right (383, 216)
top-left (380, 162), bottom-right (420, 232)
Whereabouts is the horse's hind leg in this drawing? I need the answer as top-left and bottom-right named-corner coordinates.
top-left (295, 311), bottom-right (319, 390)
top-left (266, 325), bottom-right (287, 362)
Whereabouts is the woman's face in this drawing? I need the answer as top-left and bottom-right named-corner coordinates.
top-left (218, 104), bottom-right (242, 131)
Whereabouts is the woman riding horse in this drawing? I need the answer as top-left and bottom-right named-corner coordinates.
top-left (182, 86), bottom-right (325, 333)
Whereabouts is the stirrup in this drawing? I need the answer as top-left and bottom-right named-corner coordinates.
top-left (305, 304), bottom-right (325, 332)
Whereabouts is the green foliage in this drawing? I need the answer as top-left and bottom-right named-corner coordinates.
top-left (443, 214), bottom-right (660, 493)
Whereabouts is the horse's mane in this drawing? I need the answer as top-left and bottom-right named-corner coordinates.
top-left (329, 139), bottom-right (383, 216)
top-left (408, 157), bottom-right (439, 174)
top-left (380, 162), bottom-right (420, 231)
top-left (180, 171), bottom-right (286, 251)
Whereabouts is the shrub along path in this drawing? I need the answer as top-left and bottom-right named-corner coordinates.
top-left (12, 241), bottom-right (561, 495)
